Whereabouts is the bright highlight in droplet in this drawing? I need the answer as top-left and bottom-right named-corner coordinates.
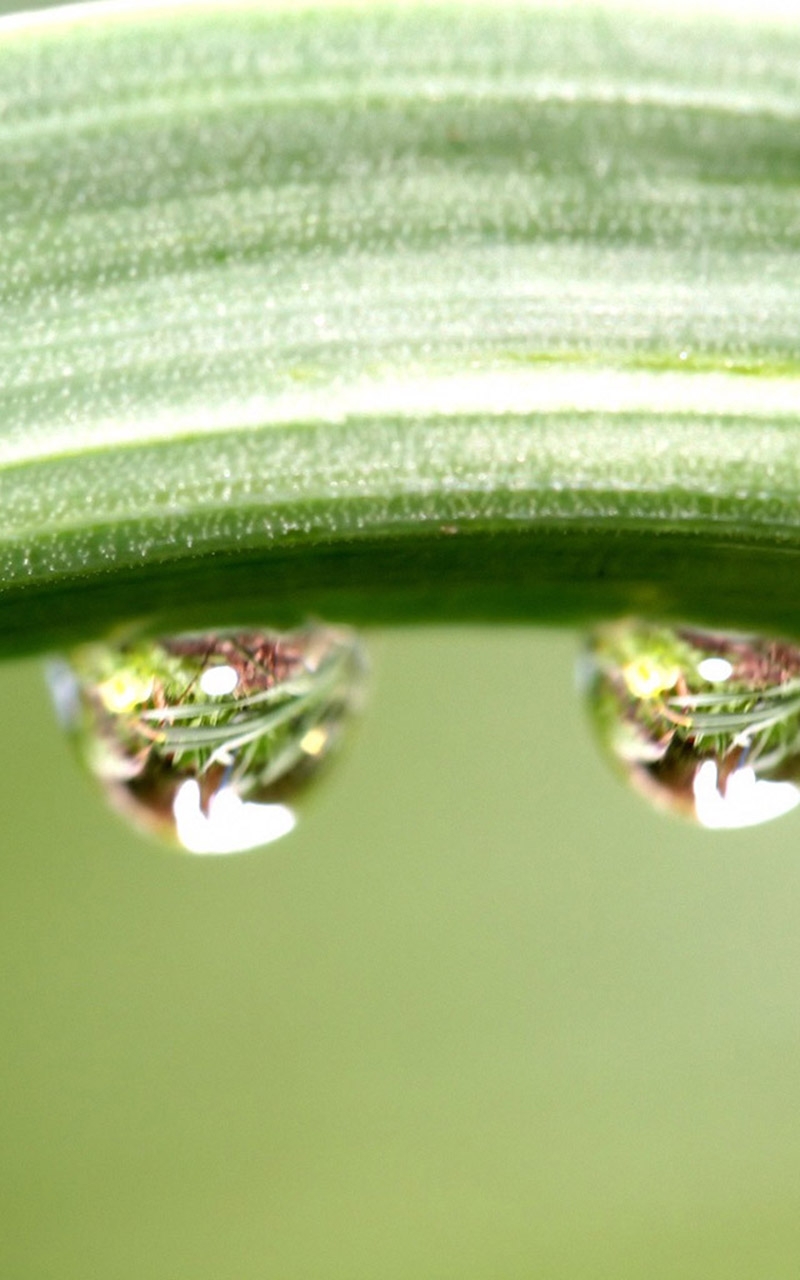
top-left (697, 657), bottom-right (734, 683)
top-left (199, 664), bottom-right (239, 697)
top-left (300, 726), bottom-right (328, 757)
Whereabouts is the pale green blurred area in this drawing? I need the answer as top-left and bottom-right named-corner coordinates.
top-left (0, 0), bottom-right (58, 11)
top-left (2, 627), bottom-right (800, 1277)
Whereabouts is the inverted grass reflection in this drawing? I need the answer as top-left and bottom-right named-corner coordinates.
top-left (48, 622), bottom-right (366, 855)
top-left (583, 620), bottom-right (800, 829)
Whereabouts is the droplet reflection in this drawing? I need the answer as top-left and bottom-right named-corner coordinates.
top-left (583, 619), bottom-right (800, 829)
top-left (49, 623), bottom-right (366, 854)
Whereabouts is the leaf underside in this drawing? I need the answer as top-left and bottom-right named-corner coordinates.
top-left (1, 2), bottom-right (800, 652)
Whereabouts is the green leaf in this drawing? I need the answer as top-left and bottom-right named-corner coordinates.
top-left (2, 0), bottom-right (800, 652)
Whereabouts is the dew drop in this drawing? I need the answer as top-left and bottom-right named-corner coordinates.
top-left (582, 619), bottom-right (800, 829)
top-left (48, 623), bottom-right (366, 855)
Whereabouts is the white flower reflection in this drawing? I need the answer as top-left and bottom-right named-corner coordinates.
top-left (692, 760), bottom-right (800, 831)
top-left (173, 779), bottom-right (296, 855)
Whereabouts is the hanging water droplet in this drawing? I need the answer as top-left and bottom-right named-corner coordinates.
top-left (582, 619), bottom-right (800, 829)
top-left (48, 623), bottom-right (366, 855)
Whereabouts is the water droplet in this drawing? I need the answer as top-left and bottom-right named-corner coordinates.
top-left (48, 623), bottom-right (366, 855)
top-left (582, 619), bottom-right (800, 829)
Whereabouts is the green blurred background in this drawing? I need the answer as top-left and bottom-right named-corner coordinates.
top-left (2, 627), bottom-right (800, 1277)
